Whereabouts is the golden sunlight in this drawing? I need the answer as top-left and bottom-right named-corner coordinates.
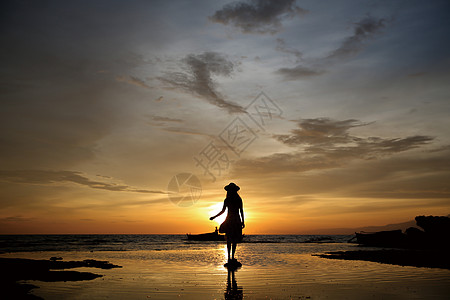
top-left (209, 202), bottom-right (227, 225)
top-left (207, 201), bottom-right (250, 228)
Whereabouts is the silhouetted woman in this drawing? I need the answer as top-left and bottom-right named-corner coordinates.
top-left (210, 182), bottom-right (245, 264)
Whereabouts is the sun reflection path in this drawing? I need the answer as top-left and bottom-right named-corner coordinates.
top-left (221, 244), bottom-right (228, 262)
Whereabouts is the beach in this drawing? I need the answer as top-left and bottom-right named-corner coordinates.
top-left (1, 235), bottom-right (449, 299)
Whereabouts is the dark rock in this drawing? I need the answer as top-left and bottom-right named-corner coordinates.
top-left (352, 215), bottom-right (450, 249)
top-left (415, 215), bottom-right (450, 248)
top-left (50, 257), bottom-right (63, 261)
top-left (415, 215), bottom-right (450, 235)
top-left (0, 258), bottom-right (122, 299)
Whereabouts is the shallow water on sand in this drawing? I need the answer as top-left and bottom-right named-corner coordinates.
top-left (3, 242), bottom-right (450, 299)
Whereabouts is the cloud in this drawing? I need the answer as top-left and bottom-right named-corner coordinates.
top-left (146, 115), bottom-right (214, 136)
top-left (232, 117), bottom-right (434, 175)
top-left (277, 118), bottom-right (433, 159)
top-left (325, 15), bottom-right (387, 61)
top-left (275, 38), bottom-right (324, 80)
top-left (276, 65), bottom-right (325, 80)
top-left (116, 75), bottom-right (151, 89)
top-left (275, 38), bottom-right (303, 61)
top-left (275, 118), bottom-right (369, 146)
top-left (232, 146), bottom-right (450, 206)
top-left (149, 115), bottom-right (183, 123)
top-left (276, 15), bottom-right (387, 80)
top-left (0, 170), bottom-right (167, 194)
top-left (159, 127), bottom-right (214, 136)
top-left (304, 149), bottom-right (450, 200)
top-left (158, 52), bottom-right (245, 113)
top-left (0, 216), bottom-right (36, 223)
top-left (210, 0), bottom-right (307, 34)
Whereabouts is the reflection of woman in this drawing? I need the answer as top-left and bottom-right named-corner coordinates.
top-left (225, 268), bottom-right (243, 300)
top-left (210, 183), bottom-right (245, 263)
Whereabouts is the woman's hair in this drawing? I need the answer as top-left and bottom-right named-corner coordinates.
top-left (226, 190), bottom-right (241, 200)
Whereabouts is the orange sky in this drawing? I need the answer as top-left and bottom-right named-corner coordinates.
top-left (1, 1), bottom-right (449, 234)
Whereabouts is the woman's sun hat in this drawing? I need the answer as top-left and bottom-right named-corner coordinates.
top-left (224, 182), bottom-right (240, 192)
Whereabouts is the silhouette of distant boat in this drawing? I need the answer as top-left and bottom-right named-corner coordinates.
top-left (186, 228), bottom-right (225, 241)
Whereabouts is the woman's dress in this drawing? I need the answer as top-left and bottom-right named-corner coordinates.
top-left (219, 195), bottom-right (243, 243)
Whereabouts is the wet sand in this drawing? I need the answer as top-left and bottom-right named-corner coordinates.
top-left (317, 249), bottom-right (450, 270)
top-left (1, 243), bottom-right (450, 299)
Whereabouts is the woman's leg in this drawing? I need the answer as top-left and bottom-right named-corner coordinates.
top-left (231, 242), bottom-right (237, 260)
top-left (227, 239), bottom-right (231, 261)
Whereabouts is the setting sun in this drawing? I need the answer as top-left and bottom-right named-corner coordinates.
top-left (209, 203), bottom-right (227, 225)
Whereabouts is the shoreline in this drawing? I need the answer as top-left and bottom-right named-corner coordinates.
top-left (316, 248), bottom-right (450, 270)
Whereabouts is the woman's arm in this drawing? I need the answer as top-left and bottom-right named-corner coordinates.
top-left (210, 202), bottom-right (226, 220)
top-left (240, 203), bottom-right (245, 228)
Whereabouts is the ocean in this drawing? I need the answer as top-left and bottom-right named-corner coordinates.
top-left (0, 234), bottom-right (352, 253)
top-left (1, 234), bottom-right (449, 299)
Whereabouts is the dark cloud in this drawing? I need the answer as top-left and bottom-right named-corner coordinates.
top-left (233, 147), bottom-right (450, 206)
top-left (234, 151), bottom-right (339, 174)
top-left (274, 38), bottom-right (326, 80)
top-left (275, 38), bottom-right (303, 62)
top-left (233, 117), bottom-right (434, 175)
top-left (158, 52), bottom-right (245, 113)
top-left (210, 0), bottom-right (307, 34)
top-left (275, 118), bottom-right (369, 146)
top-left (278, 118), bottom-right (433, 159)
top-left (276, 15), bottom-right (387, 80)
top-left (326, 15), bottom-right (387, 61)
top-left (276, 65), bottom-right (325, 80)
top-left (302, 150), bottom-right (450, 200)
top-left (0, 170), bottom-right (166, 194)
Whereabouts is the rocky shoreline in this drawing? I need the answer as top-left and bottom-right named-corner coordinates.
top-left (317, 215), bottom-right (450, 270)
top-left (0, 257), bottom-right (122, 299)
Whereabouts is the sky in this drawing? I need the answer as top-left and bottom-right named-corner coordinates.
top-left (1, 0), bottom-right (449, 234)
